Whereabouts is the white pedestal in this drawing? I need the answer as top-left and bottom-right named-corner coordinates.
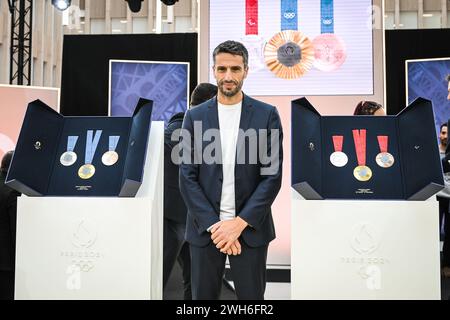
top-left (291, 191), bottom-right (441, 300)
top-left (14, 122), bottom-right (164, 300)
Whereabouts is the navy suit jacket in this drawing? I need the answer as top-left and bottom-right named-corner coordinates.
top-left (179, 94), bottom-right (283, 248)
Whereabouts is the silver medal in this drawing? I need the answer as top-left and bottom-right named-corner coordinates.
top-left (330, 151), bottom-right (348, 167)
top-left (60, 151), bottom-right (77, 166)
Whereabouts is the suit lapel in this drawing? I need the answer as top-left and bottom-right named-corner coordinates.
top-left (239, 94), bottom-right (254, 132)
top-left (206, 97), bottom-right (223, 168)
top-left (207, 97), bottom-right (220, 130)
top-left (236, 94), bottom-right (254, 163)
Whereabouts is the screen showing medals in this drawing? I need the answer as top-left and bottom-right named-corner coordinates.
top-left (264, 0), bottom-right (314, 79)
top-left (78, 130), bottom-right (102, 180)
top-left (329, 135), bottom-right (348, 167)
top-left (352, 129), bottom-right (372, 182)
top-left (102, 136), bottom-right (120, 166)
top-left (376, 135), bottom-right (394, 168)
top-left (241, 0), bottom-right (265, 72)
top-left (60, 136), bottom-right (78, 166)
top-left (312, 0), bottom-right (347, 72)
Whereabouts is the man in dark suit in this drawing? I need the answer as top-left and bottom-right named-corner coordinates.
top-left (163, 83), bottom-right (218, 299)
top-left (179, 40), bottom-right (283, 300)
top-left (0, 151), bottom-right (20, 300)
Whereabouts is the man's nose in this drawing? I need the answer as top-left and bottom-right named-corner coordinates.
top-left (224, 70), bottom-right (233, 80)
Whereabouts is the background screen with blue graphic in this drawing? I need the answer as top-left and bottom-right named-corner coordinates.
top-left (109, 60), bottom-right (189, 125)
top-left (407, 58), bottom-right (450, 140)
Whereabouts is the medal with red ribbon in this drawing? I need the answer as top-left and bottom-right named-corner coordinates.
top-left (241, 0), bottom-right (265, 72)
top-left (352, 129), bottom-right (372, 181)
top-left (329, 135), bottom-right (348, 167)
top-left (375, 135), bottom-right (394, 168)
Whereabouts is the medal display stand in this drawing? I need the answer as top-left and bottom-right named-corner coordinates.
top-left (290, 97), bottom-right (442, 299)
top-left (291, 97), bottom-right (444, 200)
top-left (13, 121), bottom-right (164, 300)
top-left (291, 191), bottom-right (440, 299)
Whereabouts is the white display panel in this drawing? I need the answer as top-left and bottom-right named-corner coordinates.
top-left (209, 0), bottom-right (374, 96)
top-left (291, 193), bottom-right (441, 300)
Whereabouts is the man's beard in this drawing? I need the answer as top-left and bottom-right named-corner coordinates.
top-left (441, 137), bottom-right (448, 147)
top-left (218, 79), bottom-right (243, 98)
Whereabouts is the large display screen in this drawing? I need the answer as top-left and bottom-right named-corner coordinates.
top-left (209, 0), bottom-right (374, 96)
top-left (406, 58), bottom-right (450, 139)
top-left (109, 60), bottom-right (189, 125)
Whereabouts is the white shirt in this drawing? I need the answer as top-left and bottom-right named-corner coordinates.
top-left (218, 101), bottom-right (242, 221)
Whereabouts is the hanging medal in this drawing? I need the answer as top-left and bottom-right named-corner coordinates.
top-left (78, 130), bottom-right (102, 180)
top-left (352, 129), bottom-right (372, 182)
top-left (264, 0), bottom-right (314, 79)
top-left (240, 0), bottom-right (265, 72)
top-left (329, 135), bottom-right (348, 167)
top-left (312, 0), bottom-right (347, 72)
top-left (102, 136), bottom-right (120, 166)
top-left (60, 136), bottom-right (78, 166)
top-left (375, 135), bottom-right (394, 168)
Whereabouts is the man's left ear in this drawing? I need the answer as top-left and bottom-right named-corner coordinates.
top-left (244, 66), bottom-right (249, 78)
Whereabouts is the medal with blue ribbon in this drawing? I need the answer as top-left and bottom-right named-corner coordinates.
top-left (78, 130), bottom-right (102, 179)
top-left (312, 0), bottom-right (347, 72)
top-left (102, 136), bottom-right (120, 166)
top-left (60, 136), bottom-right (79, 166)
top-left (264, 0), bottom-right (314, 79)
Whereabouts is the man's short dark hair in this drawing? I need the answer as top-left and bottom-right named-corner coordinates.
top-left (190, 83), bottom-right (218, 106)
top-left (1, 151), bottom-right (14, 173)
top-left (212, 40), bottom-right (249, 69)
top-left (446, 74), bottom-right (450, 82)
top-left (441, 123), bottom-right (448, 131)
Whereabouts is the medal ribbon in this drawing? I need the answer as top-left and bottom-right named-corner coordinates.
top-left (67, 136), bottom-right (78, 152)
top-left (377, 136), bottom-right (388, 153)
top-left (321, 0), bottom-right (334, 34)
top-left (245, 0), bottom-right (258, 35)
top-left (352, 129), bottom-right (367, 166)
top-left (332, 135), bottom-right (343, 152)
top-left (85, 130), bottom-right (102, 164)
top-left (109, 136), bottom-right (120, 151)
top-left (281, 0), bottom-right (298, 31)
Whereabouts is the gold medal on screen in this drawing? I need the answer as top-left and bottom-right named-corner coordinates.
top-left (263, 30), bottom-right (314, 79)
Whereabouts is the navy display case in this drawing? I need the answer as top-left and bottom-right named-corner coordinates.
top-left (6, 98), bottom-right (153, 197)
top-left (291, 97), bottom-right (444, 200)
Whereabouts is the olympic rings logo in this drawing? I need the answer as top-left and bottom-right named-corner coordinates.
top-left (283, 12), bottom-right (296, 20)
top-left (322, 18), bottom-right (333, 25)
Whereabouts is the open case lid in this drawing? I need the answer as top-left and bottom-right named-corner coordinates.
top-left (291, 97), bottom-right (444, 200)
top-left (6, 100), bottom-right (64, 195)
top-left (120, 98), bottom-right (153, 196)
top-left (397, 97), bottom-right (444, 200)
top-left (291, 97), bottom-right (323, 199)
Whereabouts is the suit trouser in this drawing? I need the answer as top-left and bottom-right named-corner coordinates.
top-left (190, 239), bottom-right (268, 300)
top-left (163, 218), bottom-right (191, 300)
top-left (0, 271), bottom-right (14, 300)
top-left (438, 196), bottom-right (450, 267)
